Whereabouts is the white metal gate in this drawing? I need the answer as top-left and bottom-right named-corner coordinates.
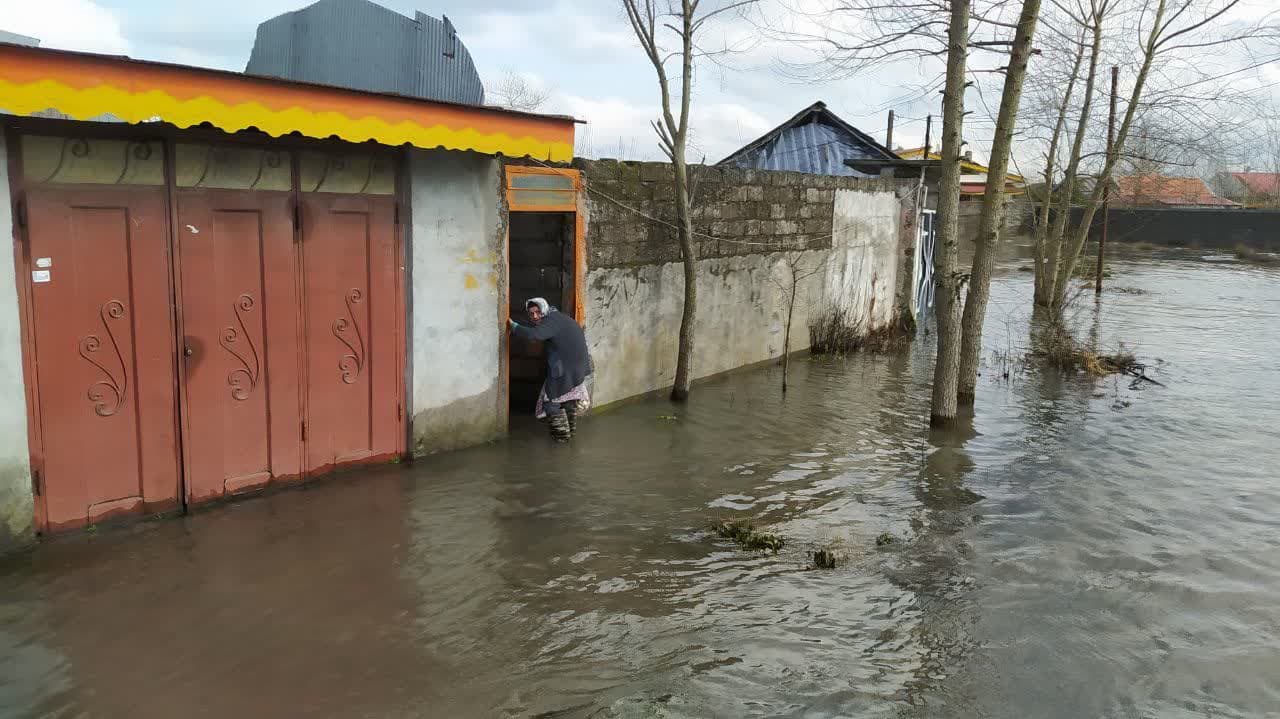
top-left (913, 209), bottom-right (937, 319)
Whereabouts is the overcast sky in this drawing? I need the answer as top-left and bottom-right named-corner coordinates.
top-left (0, 0), bottom-right (958, 163)
top-left (2, 0), bottom-right (1277, 170)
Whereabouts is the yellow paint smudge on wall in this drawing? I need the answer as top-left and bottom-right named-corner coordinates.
top-left (464, 273), bottom-right (479, 289)
top-left (458, 250), bottom-right (499, 265)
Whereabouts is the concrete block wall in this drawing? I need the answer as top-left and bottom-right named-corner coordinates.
top-left (577, 159), bottom-right (909, 268)
top-left (575, 159), bottom-right (918, 406)
top-left (957, 196), bottom-right (1035, 247)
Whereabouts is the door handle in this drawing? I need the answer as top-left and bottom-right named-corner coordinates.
top-left (184, 345), bottom-right (194, 357)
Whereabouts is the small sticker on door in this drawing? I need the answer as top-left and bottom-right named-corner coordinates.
top-left (32, 270), bottom-right (50, 283)
top-left (35, 257), bottom-right (52, 268)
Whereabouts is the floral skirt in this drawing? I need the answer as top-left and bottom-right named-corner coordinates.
top-left (534, 380), bottom-right (591, 419)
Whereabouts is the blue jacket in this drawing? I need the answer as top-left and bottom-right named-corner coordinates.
top-left (512, 310), bottom-right (592, 398)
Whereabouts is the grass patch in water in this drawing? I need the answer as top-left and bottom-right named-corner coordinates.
top-left (808, 306), bottom-right (911, 355)
top-left (812, 548), bottom-right (840, 569)
top-left (711, 519), bottom-right (785, 553)
top-left (1029, 320), bottom-right (1164, 387)
top-left (1032, 323), bottom-right (1139, 376)
top-left (875, 532), bottom-right (896, 547)
top-left (1072, 263), bottom-right (1113, 281)
top-left (1234, 244), bottom-right (1279, 266)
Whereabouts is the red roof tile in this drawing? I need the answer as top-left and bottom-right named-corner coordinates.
top-left (1113, 174), bottom-right (1239, 207)
top-left (1229, 172), bottom-right (1280, 196)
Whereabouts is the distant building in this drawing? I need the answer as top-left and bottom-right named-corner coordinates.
top-left (1112, 174), bottom-right (1239, 208)
top-left (1214, 171), bottom-right (1280, 208)
top-left (716, 101), bottom-right (896, 177)
top-left (896, 147), bottom-right (1025, 200)
top-left (245, 0), bottom-right (484, 105)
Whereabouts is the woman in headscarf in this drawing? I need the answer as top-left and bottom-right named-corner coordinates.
top-left (508, 297), bottom-right (592, 442)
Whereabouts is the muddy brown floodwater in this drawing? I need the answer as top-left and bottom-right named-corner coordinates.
top-left (2, 254), bottom-right (1279, 718)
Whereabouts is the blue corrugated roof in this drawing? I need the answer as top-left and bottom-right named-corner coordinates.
top-left (717, 101), bottom-right (896, 177)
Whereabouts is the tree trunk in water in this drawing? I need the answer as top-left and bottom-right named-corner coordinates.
top-left (1041, 18), bottom-right (1104, 309)
top-left (1052, 0), bottom-right (1166, 310)
top-left (670, 152), bottom-right (691, 396)
top-left (956, 0), bottom-right (1042, 404)
top-left (668, 0), bottom-right (697, 402)
top-left (1031, 34), bottom-right (1086, 309)
top-left (782, 280), bottom-right (796, 394)
top-left (670, 150), bottom-right (697, 401)
top-left (929, 0), bottom-right (971, 426)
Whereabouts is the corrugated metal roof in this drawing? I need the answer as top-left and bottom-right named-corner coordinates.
top-left (717, 101), bottom-right (896, 177)
top-left (723, 120), bottom-right (884, 176)
top-left (245, 0), bottom-right (484, 105)
top-left (0, 31), bottom-right (40, 47)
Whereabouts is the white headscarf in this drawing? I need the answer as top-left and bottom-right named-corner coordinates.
top-left (526, 297), bottom-right (551, 315)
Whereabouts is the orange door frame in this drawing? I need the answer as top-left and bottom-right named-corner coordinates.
top-left (503, 164), bottom-right (585, 427)
top-left (503, 165), bottom-right (584, 323)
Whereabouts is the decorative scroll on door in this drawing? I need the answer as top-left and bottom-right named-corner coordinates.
top-left (333, 288), bottom-right (366, 384)
top-left (77, 299), bottom-right (129, 417)
top-left (219, 293), bottom-right (261, 401)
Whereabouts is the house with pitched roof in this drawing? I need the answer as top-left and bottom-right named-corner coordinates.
top-left (1111, 174), bottom-right (1239, 208)
top-left (716, 101), bottom-right (896, 176)
top-left (896, 147), bottom-right (1025, 199)
top-left (1214, 172), bottom-right (1280, 208)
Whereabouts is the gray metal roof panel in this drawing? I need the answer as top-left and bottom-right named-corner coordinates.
top-left (246, 0), bottom-right (485, 105)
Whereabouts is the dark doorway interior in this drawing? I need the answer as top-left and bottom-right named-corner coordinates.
top-left (508, 211), bottom-right (576, 415)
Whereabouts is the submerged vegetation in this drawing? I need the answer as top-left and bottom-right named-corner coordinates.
top-left (1072, 262), bottom-right (1113, 282)
top-left (1234, 244), bottom-right (1279, 266)
top-left (808, 306), bottom-right (910, 355)
top-left (1029, 319), bottom-right (1162, 386)
top-left (710, 519), bottom-right (785, 553)
top-left (812, 548), bottom-right (840, 569)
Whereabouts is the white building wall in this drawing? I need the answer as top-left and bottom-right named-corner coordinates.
top-left (825, 188), bottom-right (901, 332)
top-left (406, 149), bottom-right (508, 454)
top-left (585, 187), bottom-right (903, 407)
top-left (0, 133), bottom-right (35, 551)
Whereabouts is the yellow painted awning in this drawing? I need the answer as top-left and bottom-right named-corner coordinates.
top-left (0, 43), bottom-right (576, 162)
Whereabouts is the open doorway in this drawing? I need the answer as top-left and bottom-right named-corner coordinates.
top-left (508, 211), bottom-right (576, 415)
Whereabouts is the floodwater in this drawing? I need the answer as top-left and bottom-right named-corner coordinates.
top-left (2, 254), bottom-right (1278, 718)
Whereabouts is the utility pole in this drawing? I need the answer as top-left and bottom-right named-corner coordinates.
top-left (923, 114), bottom-right (933, 158)
top-left (886, 110), bottom-right (895, 152)
top-left (1097, 65), bottom-right (1118, 295)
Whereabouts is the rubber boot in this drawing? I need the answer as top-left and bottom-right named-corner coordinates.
top-left (548, 411), bottom-right (572, 442)
top-left (564, 400), bottom-right (580, 434)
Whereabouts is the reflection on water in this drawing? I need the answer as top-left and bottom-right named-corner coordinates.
top-left (2, 257), bottom-right (1278, 718)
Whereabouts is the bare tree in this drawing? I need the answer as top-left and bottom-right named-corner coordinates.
top-left (1035, 0), bottom-right (1279, 308)
top-left (621, 0), bottom-right (754, 401)
top-left (1037, 0), bottom-right (1112, 307)
top-left (488, 70), bottom-right (551, 112)
top-left (1026, 26), bottom-right (1088, 303)
top-left (930, 0), bottom-right (974, 425)
top-left (956, 0), bottom-right (1043, 405)
top-left (770, 252), bottom-right (823, 393)
top-left (765, 0), bottom-right (1000, 424)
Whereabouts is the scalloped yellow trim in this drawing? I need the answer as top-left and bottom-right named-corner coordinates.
top-left (0, 79), bottom-right (574, 162)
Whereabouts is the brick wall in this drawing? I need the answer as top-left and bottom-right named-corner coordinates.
top-left (573, 159), bottom-right (908, 268)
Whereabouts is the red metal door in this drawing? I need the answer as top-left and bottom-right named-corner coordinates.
top-left (300, 194), bottom-right (400, 474)
top-left (176, 189), bottom-right (303, 501)
top-left (23, 187), bottom-right (181, 530)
